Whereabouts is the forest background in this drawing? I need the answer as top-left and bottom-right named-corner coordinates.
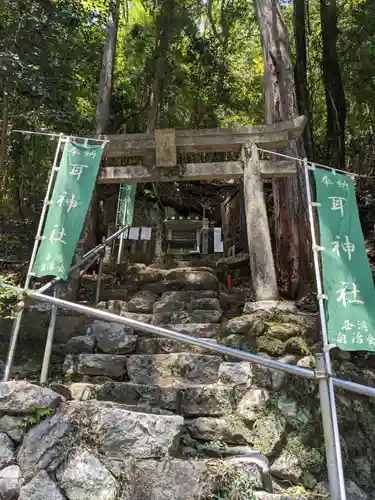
top-left (1, 0), bottom-right (374, 297)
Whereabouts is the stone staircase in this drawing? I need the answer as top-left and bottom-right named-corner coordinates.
top-left (57, 267), bottom-right (285, 499)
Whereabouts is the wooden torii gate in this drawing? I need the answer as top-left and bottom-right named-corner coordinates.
top-left (99, 116), bottom-right (307, 302)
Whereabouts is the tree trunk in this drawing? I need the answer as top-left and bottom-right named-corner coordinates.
top-left (96, 0), bottom-right (121, 136)
top-left (253, 0), bottom-right (312, 298)
top-left (145, 2), bottom-right (174, 263)
top-left (293, 0), bottom-right (314, 159)
top-left (73, 0), bottom-right (120, 302)
top-left (0, 86), bottom-right (9, 189)
top-left (82, 0), bottom-right (120, 255)
top-left (320, 0), bottom-right (346, 168)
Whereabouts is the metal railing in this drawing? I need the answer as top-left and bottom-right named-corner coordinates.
top-left (2, 224), bottom-right (130, 383)
top-left (2, 280), bottom-right (375, 500)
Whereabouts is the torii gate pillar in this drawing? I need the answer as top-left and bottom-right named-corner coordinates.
top-left (242, 143), bottom-right (279, 301)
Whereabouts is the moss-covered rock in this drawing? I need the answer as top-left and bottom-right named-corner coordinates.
top-left (276, 395), bottom-right (313, 430)
top-left (256, 336), bottom-right (285, 356)
top-left (236, 388), bottom-right (270, 422)
top-left (284, 337), bottom-right (310, 356)
top-left (251, 412), bottom-right (286, 458)
top-left (286, 434), bottom-right (324, 474)
top-left (264, 322), bottom-right (302, 340)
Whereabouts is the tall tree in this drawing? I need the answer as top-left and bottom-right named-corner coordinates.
top-left (96, 0), bottom-right (121, 135)
top-left (252, 0), bottom-right (312, 297)
top-left (83, 0), bottom-right (121, 251)
top-left (293, 0), bottom-right (314, 158)
top-left (320, 0), bottom-right (346, 167)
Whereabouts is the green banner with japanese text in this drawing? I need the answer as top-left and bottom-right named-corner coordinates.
top-left (314, 167), bottom-right (375, 351)
top-left (116, 183), bottom-right (137, 227)
top-left (32, 140), bottom-right (105, 280)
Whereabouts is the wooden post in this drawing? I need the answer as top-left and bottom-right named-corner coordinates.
top-left (202, 218), bottom-right (209, 254)
top-left (242, 143), bottom-right (278, 300)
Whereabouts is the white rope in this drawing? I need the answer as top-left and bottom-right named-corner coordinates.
top-left (11, 129), bottom-right (109, 144)
top-left (257, 147), bottom-right (374, 179)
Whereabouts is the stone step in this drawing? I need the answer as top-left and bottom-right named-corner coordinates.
top-left (154, 323), bottom-right (222, 338)
top-left (63, 354), bottom-right (252, 387)
top-left (93, 381), bottom-right (235, 416)
top-left (137, 336), bottom-right (218, 355)
top-left (63, 353), bottom-right (127, 378)
top-left (120, 456), bottom-right (270, 500)
top-left (62, 352), bottom-right (222, 385)
top-left (126, 353), bottom-right (222, 385)
top-left (153, 309), bottom-right (222, 325)
top-left (153, 295), bottom-right (220, 314)
top-left (160, 290), bottom-right (218, 302)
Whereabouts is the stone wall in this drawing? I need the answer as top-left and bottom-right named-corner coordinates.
top-left (1, 264), bottom-right (375, 499)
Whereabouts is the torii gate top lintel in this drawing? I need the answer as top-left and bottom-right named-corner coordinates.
top-left (98, 116), bottom-right (307, 184)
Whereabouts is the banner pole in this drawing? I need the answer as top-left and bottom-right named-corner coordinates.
top-left (304, 159), bottom-right (346, 500)
top-left (3, 134), bottom-right (64, 382)
top-left (40, 284), bottom-right (60, 384)
top-left (95, 237), bottom-right (106, 305)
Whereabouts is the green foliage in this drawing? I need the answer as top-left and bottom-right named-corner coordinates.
top-left (206, 463), bottom-right (256, 500)
top-left (19, 405), bottom-right (53, 430)
top-left (1, 0), bottom-right (375, 218)
top-left (0, 276), bottom-right (21, 319)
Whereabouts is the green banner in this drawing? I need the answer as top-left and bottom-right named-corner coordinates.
top-left (116, 183), bottom-right (137, 227)
top-left (32, 140), bottom-right (105, 280)
top-left (314, 167), bottom-right (375, 351)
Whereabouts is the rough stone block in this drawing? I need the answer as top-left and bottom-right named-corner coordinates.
top-left (97, 300), bottom-right (128, 315)
top-left (18, 470), bottom-right (65, 500)
top-left (270, 450), bottom-right (303, 484)
top-left (163, 269), bottom-right (219, 292)
top-left (87, 401), bottom-right (183, 459)
top-left (121, 456), bottom-right (264, 499)
top-left (153, 299), bottom-right (186, 314)
top-left (218, 362), bottom-right (253, 387)
top-left (63, 354), bottom-right (127, 378)
top-left (0, 465), bottom-right (22, 500)
top-left (87, 320), bottom-right (137, 354)
top-left (0, 381), bottom-right (62, 414)
top-left (56, 448), bottom-right (119, 500)
top-left (120, 458), bottom-right (208, 500)
top-left (161, 290), bottom-right (217, 302)
top-left (137, 336), bottom-right (217, 355)
top-left (0, 415), bottom-right (25, 442)
top-left (251, 413), bottom-right (286, 458)
top-left (97, 381), bottom-right (181, 411)
top-left (243, 301), bottom-right (297, 314)
top-left (154, 310), bottom-right (222, 325)
top-left (65, 335), bottom-right (96, 354)
top-left (17, 403), bottom-right (78, 480)
top-left (0, 433), bottom-right (14, 470)
top-left (158, 323), bottom-right (221, 339)
top-left (226, 315), bottom-right (266, 336)
top-left (188, 298), bottom-right (221, 311)
top-left (187, 417), bottom-right (252, 444)
top-left (181, 385), bottom-right (233, 416)
top-left (236, 388), bottom-right (270, 422)
top-left (127, 291), bottom-right (159, 313)
top-left (126, 354), bottom-right (222, 385)
top-left (68, 383), bottom-right (98, 401)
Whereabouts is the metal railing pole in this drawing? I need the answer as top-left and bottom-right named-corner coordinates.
top-left (316, 353), bottom-right (341, 500)
top-left (117, 227), bottom-right (125, 265)
top-left (79, 255), bottom-right (100, 277)
top-left (304, 159), bottom-right (346, 499)
top-left (95, 237), bottom-right (105, 305)
top-left (4, 280), bottom-right (375, 400)
top-left (36, 225), bottom-right (129, 295)
top-left (3, 134), bottom-right (64, 382)
top-left (40, 285), bottom-right (60, 384)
